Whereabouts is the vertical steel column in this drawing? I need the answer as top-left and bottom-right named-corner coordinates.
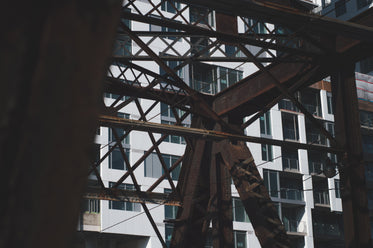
top-left (331, 63), bottom-right (372, 248)
top-left (170, 117), bottom-right (212, 248)
top-left (209, 143), bottom-right (234, 248)
top-left (218, 139), bottom-right (290, 248)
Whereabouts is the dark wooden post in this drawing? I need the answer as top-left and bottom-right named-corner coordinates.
top-left (331, 63), bottom-right (372, 248)
top-left (0, 2), bottom-right (121, 248)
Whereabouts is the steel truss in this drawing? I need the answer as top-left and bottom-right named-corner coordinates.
top-left (86, 0), bottom-right (373, 247)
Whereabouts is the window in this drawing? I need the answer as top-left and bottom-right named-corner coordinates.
top-left (191, 62), bottom-right (216, 94)
top-left (161, 0), bottom-right (181, 13)
top-left (282, 148), bottom-right (299, 171)
top-left (359, 57), bottom-right (373, 74)
top-left (165, 224), bottom-right (174, 247)
top-left (263, 169), bottom-right (279, 197)
top-left (190, 6), bottom-right (214, 26)
top-left (144, 153), bottom-right (181, 180)
top-left (160, 102), bottom-right (189, 144)
top-left (362, 135), bottom-right (373, 154)
top-left (83, 199), bottom-right (100, 213)
top-left (278, 98), bottom-right (299, 112)
top-left (191, 63), bottom-right (243, 94)
top-left (282, 113), bottom-right (299, 141)
top-left (260, 111), bottom-right (271, 136)
top-left (245, 19), bottom-right (266, 34)
top-left (163, 154), bottom-right (181, 180)
top-left (335, 180), bottom-right (341, 198)
top-left (162, 24), bottom-right (181, 41)
top-left (234, 231), bottom-right (247, 248)
top-left (225, 45), bottom-right (243, 57)
top-left (144, 153), bottom-right (163, 178)
top-left (327, 93), bottom-right (333, 114)
top-left (217, 66), bottom-right (243, 92)
top-left (165, 189), bottom-right (178, 219)
top-left (305, 119), bottom-right (327, 146)
top-left (335, 0), bottom-right (346, 17)
top-left (109, 182), bottom-right (141, 211)
top-left (301, 89), bottom-right (322, 117)
top-left (109, 147), bottom-right (129, 170)
top-left (160, 59), bottom-right (184, 80)
top-left (360, 111), bottom-right (373, 127)
top-left (109, 113), bottom-right (130, 145)
top-left (191, 36), bottom-right (209, 56)
top-left (261, 144), bottom-right (273, 161)
top-left (232, 197), bottom-right (250, 222)
top-left (113, 34), bottom-right (131, 57)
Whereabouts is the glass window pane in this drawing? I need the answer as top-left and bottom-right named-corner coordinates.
top-left (111, 148), bottom-right (125, 170)
top-left (270, 171), bottom-right (278, 197)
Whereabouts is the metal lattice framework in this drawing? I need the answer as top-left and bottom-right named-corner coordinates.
top-left (84, 0), bottom-right (373, 247)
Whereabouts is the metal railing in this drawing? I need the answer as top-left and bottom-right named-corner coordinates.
top-left (309, 161), bottom-right (325, 174)
top-left (283, 128), bottom-right (299, 141)
top-left (282, 157), bottom-right (299, 171)
top-left (304, 103), bottom-right (322, 117)
top-left (314, 191), bottom-right (330, 205)
top-left (306, 132), bottom-right (326, 145)
top-left (280, 188), bottom-right (304, 201)
top-left (279, 99), bottom-right (298, 112)
top-left (84, 199), bottom-right (100, 213)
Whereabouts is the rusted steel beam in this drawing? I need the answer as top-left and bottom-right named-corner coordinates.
top-left (123, 12), bottom-right (320, 57)
top-left (331, 64), bottom-right (372, 248)
top-left (170, 139), bottom-right (211, 247)
top-left (113, 56), bottom-right (301, 63)
top-left (104, 78), bottom-right (194, 112)
top-left (84, 187), bottom-right (181, 206)
top-left (218, 139), bottom-right (290, 248)
top-left (99, 115), bottom-right (342, 154)
top-left (213, 62), bottom-right (311, 116)
top-left (238, 44), bottom-right (338, 147)
top-left (209, 142), bottom-right (234, 248)
top-left (177, 0), bottom-right (373, 42)
top-left (241, 66), bottom-right (321, 129)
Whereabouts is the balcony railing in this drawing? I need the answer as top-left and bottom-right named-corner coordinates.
top-left (84, 199), bottom-right (100, 213)
top-left (309, 161), bottom-right (325, 174)
top-left (314, 191), bottom-right (330, 205)
top-left (307, 132), bottom-right (326, 145)
top-left (314, 222), bottom-right (341, 236)
top-left (304, 103), bottom-right (322, 117)
top-left (280, 188), bottom-right (304, 201)
top-left (283, 219), bottom-right (307, 233)
top-left (283, 128), bottom-right (299, 141)
top-left (279, 99), bottom-right (298, 112)
top-left (282, 158), bottom-right (299, 171)
top-left (193, 79), bottom-right (216, 95)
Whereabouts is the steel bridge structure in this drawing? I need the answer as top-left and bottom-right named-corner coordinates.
top-left (1, 0), bottom-right (373, 248)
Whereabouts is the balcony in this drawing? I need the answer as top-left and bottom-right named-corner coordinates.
top-left (304, 103), bottom-right (322, 117)
top-left (283, 157), bottom-right (299, 171)
top-left (283, 128), bottom-right (299, 141)
top-left (314, 222), bottom-right (341, 237)
top-left (309, 161), bottom-right (325, 175)
top-left (314, 191), bottom-right (330, 205)
top-left (283, 219), bottom-right (307, 234)
top-left (306, 132), bottom-right (326, 145)
top-left (281, 188), bottom-right (304, 201)
top-left (279, 99), bottom-right (298, 112)
top-left (192, 79), bottom-right (215, 94)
